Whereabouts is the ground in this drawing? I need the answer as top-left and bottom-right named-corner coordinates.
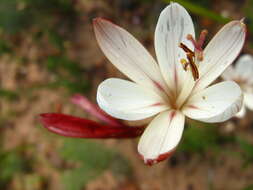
top-left (1, 0), bottom-right (253, 190)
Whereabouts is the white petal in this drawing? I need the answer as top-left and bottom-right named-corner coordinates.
top-left (155, 2), bottom-right (195, 95)
top-left (235, 54), bottom-right (253, 83)
top-left (183, 81), bottom-right (243, 123)
top-left (194, 20), bottom-right (246, 92)
top-left (244, 93), bottom-right (253, 110)
top-left (93, 18), bottom-right (169, 96)
top-left (97, 78), bottom-right (169, 121)
top-left (235, 105), bottom-right (246, 118)
top-left (221, 66), bottom-right (236, 81)
top-left (138, 110), bottom-right (185, 165)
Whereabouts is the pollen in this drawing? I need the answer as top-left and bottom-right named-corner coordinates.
top-left (180, 58), bottom-right (189, 71)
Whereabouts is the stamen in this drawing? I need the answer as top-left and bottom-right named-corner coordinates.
top-left (180, 58), bottom-right (189, 71)
top-left (198, 30), bottom-right (208, 49)
top-left (186, 53), bottom-right (199, 81)
top-left (187, 29), bottom-right (208, 62)
top-left (179, 43), bottom-right (194, 56)
top-left (187, 34), bottom-right (198, 49)
top-left (179, 29), bottom-right (208, 80)
top-left (179, 43), bottom-right (199, 81)
top-left (196, 51), bottom-right (204, 61)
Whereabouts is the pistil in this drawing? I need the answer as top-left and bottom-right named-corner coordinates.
top-left (187, 29), bottom-right (208, 61)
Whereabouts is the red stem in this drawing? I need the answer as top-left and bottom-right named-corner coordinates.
top-left (39, 113), bottom-right (145, 139)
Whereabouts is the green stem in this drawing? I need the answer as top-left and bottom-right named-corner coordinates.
top-left (163, 0), bottom-right (230, 23)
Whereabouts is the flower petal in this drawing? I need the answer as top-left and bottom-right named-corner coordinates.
top-left (138, 110), bottom-right (185, 165)
top-left (155, 2), bottom-right (195, 95)
top-left (194, 20), bottom-right (246, 92)
top-left (221, 66), bottom-right (236, 81)
top-left (235, 54), bottom-right (253, 83)
top-left (97, 78), bottom-right (169, 121)
top-left (39, 113), bottom-right (145, 138)
top-left (93, 18), bottom-right (169, 95)
top-left (235, 105), bottom-right (246, 118)
top-left (71, 94), bottom-right (122, 127)
top-left (183, 81), bottom-right (243, 123)
top-left (244, 93), bottom-right (253, 110)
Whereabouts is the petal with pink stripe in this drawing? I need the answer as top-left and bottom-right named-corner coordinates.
top-left (138, 110), bottom-right (185, 165)
top-left (97, 78), bottom-right (169, 121)
top-left (183, 81), bottom-right (243, 123)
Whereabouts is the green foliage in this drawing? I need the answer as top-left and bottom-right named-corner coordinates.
top-left (46, 55), bottom-right (89, 94)
top-left (62, 168), bottom-right (96, 190)
top-left (59, 139), bottom-right (132, 190)
top-left (0, 0), bottom-right (30, 34)
top-left (179, 124), bottom-right (253, 168)
top-left (23, 0), bottom-right (74, 13)
top-left (163, 0), bottom-right (230, 23)
top-left (0, 150), bottom-right (26, 187)
top-left (0, 0), bottom-right (76, 34)
top-left (178, 124), bottom-right (225, 154)
top-left (22, 174), bottom-right (44, 190)
top-left (243, 184), bottom-right (253, 190)
top-left (46, 29), bottom-right (65, 51)
top-left (186, 0), bottom-right (210, 7)
top-left (243, 0), bottom-right (253, 34)
top-left (0, 0), bottom-right (89, 95)
top-left (110, 154), bottom-right (132, 178)
top-left (0, 39), bottom-right (12, 54)
top-left (46, 56), bottom-right (83, 76)
top-left (0, 88), bottom-right (19, 100)
top-left (237, 137), bottom-right (253, 167)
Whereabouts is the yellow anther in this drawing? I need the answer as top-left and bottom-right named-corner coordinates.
top-left (180, 58), bottom-right (189, 71)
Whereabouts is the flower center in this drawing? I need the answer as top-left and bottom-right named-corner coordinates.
top-left (179, 30), bottom-right (208, 81)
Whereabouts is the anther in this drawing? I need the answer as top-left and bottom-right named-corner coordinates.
top-left (179, 43), bottom-right (194, 56)
top-left (179, 42), bottom-right (199, 81)
top-left (186, 53), bottom-right (199, 81)
top-left (180, 58), bottom-right (189, 71)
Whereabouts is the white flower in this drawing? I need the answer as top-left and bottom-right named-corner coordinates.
top-left (93, 3), bottom-right (246, 165)
top-left (222, 54), bottom-right (253, 118)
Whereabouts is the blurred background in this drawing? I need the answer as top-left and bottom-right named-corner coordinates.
top-left (1, 0), bottom-right (253, 189)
